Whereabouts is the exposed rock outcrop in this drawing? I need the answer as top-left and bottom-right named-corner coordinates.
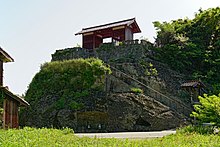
top-left (105, 93), bottom-right (185, 132)
top-left (21, 92), bottom-right (186, 132)
top-left (21, 43), bottom-right (192, 132)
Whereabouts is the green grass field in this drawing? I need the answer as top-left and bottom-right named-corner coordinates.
top-left (0, 127), bottom-right (219, 147)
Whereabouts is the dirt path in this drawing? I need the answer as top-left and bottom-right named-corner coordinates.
top-left (75, 130), bottom-right (176, 139)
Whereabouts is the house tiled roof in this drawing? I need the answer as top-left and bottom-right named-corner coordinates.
top-left (1, 87), bottom-right (29, 107)
top-left (75, 18), bottom-right (141, 35)
top-left (181, 81), bottom-right (205, 88)
top-left (0, 47), bottom-right (14, 62)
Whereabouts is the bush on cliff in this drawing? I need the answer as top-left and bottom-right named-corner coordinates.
top-left (25, 58), bottom-right (111, 110)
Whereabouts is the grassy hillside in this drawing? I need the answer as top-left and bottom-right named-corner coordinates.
top-left (0, 127), bottom-right (219, 146)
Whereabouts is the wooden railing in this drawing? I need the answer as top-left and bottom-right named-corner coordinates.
top-left (110, 66), bottom-right (192, 117)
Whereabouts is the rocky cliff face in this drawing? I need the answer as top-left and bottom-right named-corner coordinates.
top-left (21, 92), bottom-right (186, 132)
top-left (21, 42), bottom-right (192, 132)
top-left (105, 93), bottom-right (185, 132)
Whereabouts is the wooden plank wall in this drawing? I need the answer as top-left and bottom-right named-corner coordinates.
top-left (3, 99), bottom-right (19, 129)
top-left (0, 60), bottom-right (3, 86)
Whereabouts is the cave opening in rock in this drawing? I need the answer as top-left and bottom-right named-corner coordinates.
top-left (135, 117), bottom-right (151, 127)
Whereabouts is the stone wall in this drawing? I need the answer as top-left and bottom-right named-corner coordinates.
top-left (51, 40), bottom-right (154, 63)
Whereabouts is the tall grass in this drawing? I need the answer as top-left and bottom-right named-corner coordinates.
top-left (0, 127), bottom-right (220, 146)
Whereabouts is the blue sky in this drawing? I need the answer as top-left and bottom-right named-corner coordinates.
top-left (0, 0), bottom-right (219, 95)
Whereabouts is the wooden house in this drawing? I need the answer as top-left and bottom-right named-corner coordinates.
top-left (75, 18), bottom-right (141, 49)
top-left (0, 47), bottom-right (29, 129)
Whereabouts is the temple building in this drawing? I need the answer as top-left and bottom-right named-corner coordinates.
top-left (75, 18), bottom-right (141, 49)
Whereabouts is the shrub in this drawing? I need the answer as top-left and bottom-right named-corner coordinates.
top-left (25, 58), bottom-right (111, 102)
top-left (0, 108), bottom-right (3, 115)
top-left (178, 125), bottom-right (215, 135)
top-left (21, 58), bottom-right (111, 127)
top-left (191, 93), bottom-right (220, 126)
top-left (140, 61), bottom-right (158, 76)
top-left (61, 127), bottom-right (74, 134)
top-left (131, 88), bottom-right (143, 94)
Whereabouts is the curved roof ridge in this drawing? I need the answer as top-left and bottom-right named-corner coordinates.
top-left (75, 18), bottom-right (141, 35)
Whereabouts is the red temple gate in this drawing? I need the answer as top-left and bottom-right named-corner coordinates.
top-left (75, 18), bottom-right (141, 49)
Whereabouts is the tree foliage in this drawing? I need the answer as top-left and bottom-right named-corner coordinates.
top-left (191, 94), bottom-right (220, 126)
top-left (153, 7), bottom-right (220, 93)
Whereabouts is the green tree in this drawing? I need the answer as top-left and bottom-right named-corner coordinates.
top-left (191, 93), bottom-right (220, 126)
top-left (153, 7), bottom-right (220, 92)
